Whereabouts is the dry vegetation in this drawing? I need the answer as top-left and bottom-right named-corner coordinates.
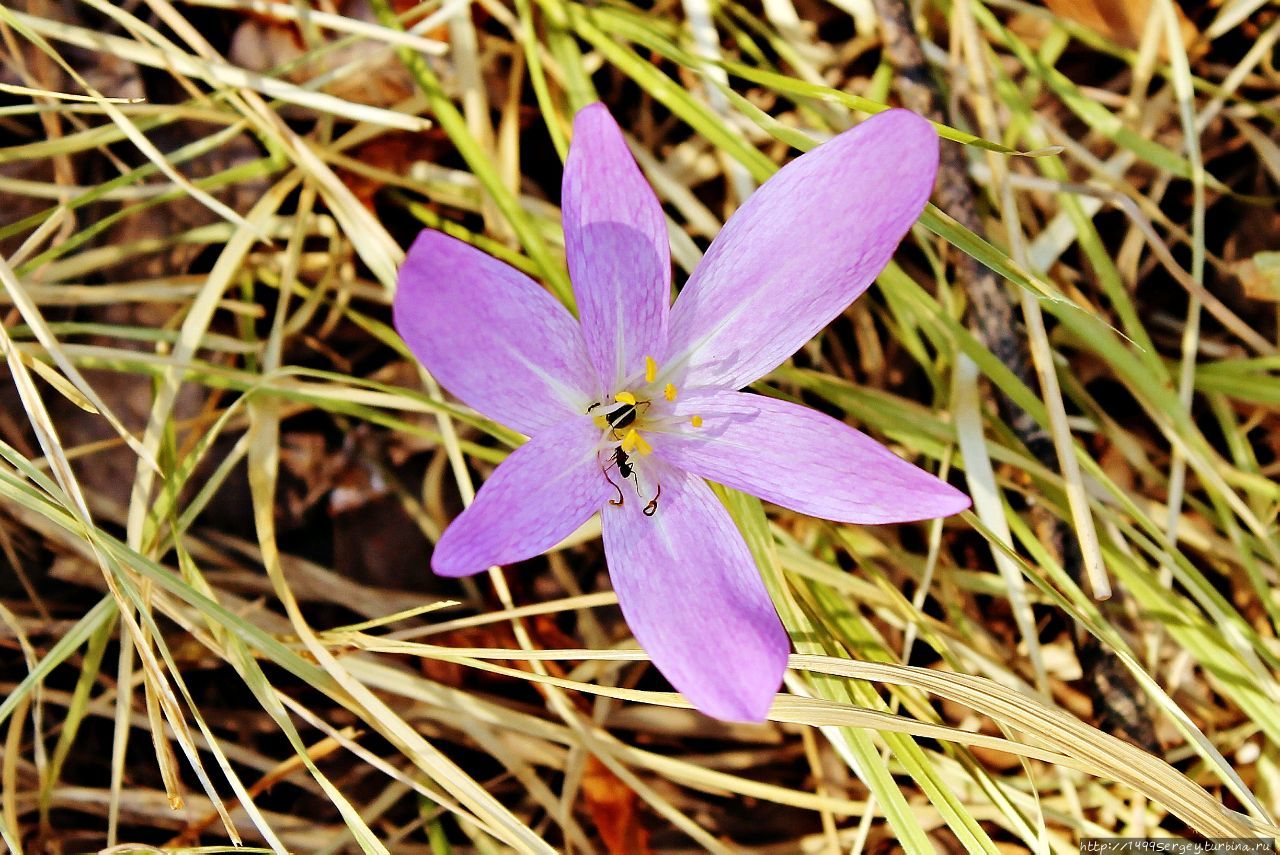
top-left (1, 0), bottom-right (1280, 852)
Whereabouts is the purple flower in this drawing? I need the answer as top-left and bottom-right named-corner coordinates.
top-left (394, 105), bottom-right (969, 721)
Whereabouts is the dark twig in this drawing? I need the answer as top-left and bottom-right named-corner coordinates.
top-left (872, 0), bottom-right (1158, 749)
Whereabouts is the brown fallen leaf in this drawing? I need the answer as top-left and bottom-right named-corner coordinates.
top-left (336, 130), bottom-right (452, 209)
top-left (226, 0), bottom-right (415, 109)
top-left (581, 754), bottom-right (653, 855)
top-left (1042, 0), bottom-right (1200, 54)
top-left (1235, 251), bottom-right (1280, 302)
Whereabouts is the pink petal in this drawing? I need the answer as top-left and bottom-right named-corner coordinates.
top-left (664, 110), bottom-right (938, 390)
top-left (432, 416), bottom-right (610, 577)
top-left (395, 229), bottom-right (598, 436)
top-left (653, 390), bottom-right (969, 523)
top-left (601, 460), bottom-right (788, 721)
top-left (563, 104), bottom-right (671, 390)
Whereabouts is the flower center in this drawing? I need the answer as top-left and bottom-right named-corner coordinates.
top-left (587, 356), bottom-right (699, 444)
top-left (585, 355), bottom-right (702, 516)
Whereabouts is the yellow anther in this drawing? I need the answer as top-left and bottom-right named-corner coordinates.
top-left (620, 428), bottom-right (652, 455)
top-left (690, 415), bottom-right (703, 428)
top-left (593, 415), bottom-right (609, 430)
top-left (663, 383), bottom-right (677, 401)
top-left (644, 355), bottom-right (658, 383)
top-left (614, 391), bottom-right (637, 405)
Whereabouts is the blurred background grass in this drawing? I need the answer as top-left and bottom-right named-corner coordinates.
top-left (1, 0), bottom-right (1279, 851)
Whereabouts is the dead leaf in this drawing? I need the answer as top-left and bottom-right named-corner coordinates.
top-left (581, 754), bottom-right (652, 855)
top-left (1042, 0), bottom-right (1200, 54)
top-left (336, 131), bottom-right (451, 209)
top-left (1235, 251), bottom-right (1280, 302)
top-left (227, 0), bottom-right (414, 109)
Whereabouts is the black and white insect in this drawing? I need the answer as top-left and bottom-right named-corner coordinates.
top-left (588, 398), bottom-right (651, 436)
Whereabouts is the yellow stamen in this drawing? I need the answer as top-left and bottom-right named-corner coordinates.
top-left (593, 415), bottom-right (609, 430)
top-left (644, 355), bottom-right (657, 383)
top-left (614, 391), bottom-right (637, 405)
top-left (663, 383), bottom-right (677, 401)
top-left (620, 428), bottom-right (653, 455)
top-left (690, 415), bottom-right (703, 428)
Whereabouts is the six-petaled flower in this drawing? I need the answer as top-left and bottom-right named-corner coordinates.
top-left (394, 104), bottom-right (970, 721)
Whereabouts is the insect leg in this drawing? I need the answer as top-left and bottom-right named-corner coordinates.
top-left (642, 483), bottom-right (661, 517)
top-left (602, 466), bottom-right (625, 507)
top-left (600, 450), bottom-right (628, 507)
